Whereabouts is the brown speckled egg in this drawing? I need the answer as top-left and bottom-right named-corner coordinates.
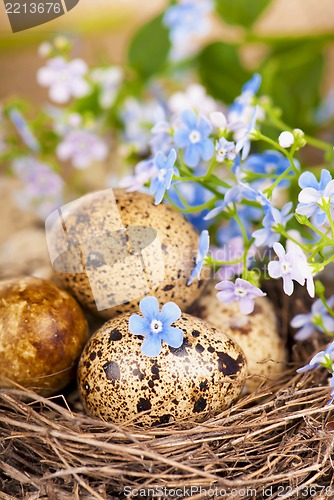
top-left (0, 276), bottom-right (89, 396)
top-left (77, 312), bottom-right (247, 425)
top-left (48, 189), bottom-right (203, 318)
top-left (188, 283), bottom-right (287, 392)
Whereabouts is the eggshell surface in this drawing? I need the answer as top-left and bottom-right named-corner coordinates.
top-left (189, 283), bottom-right (287, 392)
top-left (0, 276), bottom-right (89, 396)
top-left (48, 189), bottom-right (203, 318)
top-left (78, 312), bottom-right (247, 425)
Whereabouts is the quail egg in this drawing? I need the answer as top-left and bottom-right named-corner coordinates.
top-left (48, 189), bottom-right (204, 318)
top-left (78, 311), bottom-right (247, 425)
top-left (188, 282), bottom-right (287, 392)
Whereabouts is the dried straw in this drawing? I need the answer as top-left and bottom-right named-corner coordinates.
top-left (1, 284), bottom-right (334, 499)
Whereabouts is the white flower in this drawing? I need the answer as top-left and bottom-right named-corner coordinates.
top-left (278, 131), bottom-right (295, 148)
top-left (37, 56), bottom-right (90, 103)
top-left (210, 111), bottom-right (227, 129)
top-left (90, 67), bottom-right (123, 109)
top-left (168, 84), bottom-right (217, 117)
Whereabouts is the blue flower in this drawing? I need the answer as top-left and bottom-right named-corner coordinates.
top-left (129, 296), bottom-right (184, 357)
top-left (150, 149), bottom-right (177, 205)
top-left (242, 74), bottom-right (262, 95)
top-left (252, 202), bottom-right (293, 248)
top-left (235, 106), bottom-right (258, 160)
top-left (296, 169), bottom-right (334, 225)
top-left (163, 1), bottom-right (213, 42)
top-left (297, 341), bottom-right (334, 373)
top-left (216, 278), bottom-right (266, 315)
top-left (291, 296), bottom-right (334, 341)
top-left (174, 109), bottom-right (214, 167)
top-left (187, 230), bottom-right (210, 285)
top-left (244, 150), bottom-right (298, 188)
top-left (215, 137), bottom-right (236, 162)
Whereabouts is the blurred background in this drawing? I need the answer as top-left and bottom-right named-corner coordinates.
top-left (1, 0), bottom-right (334, 101)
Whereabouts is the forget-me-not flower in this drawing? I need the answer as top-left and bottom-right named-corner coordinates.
top-left (297, 341), bottom-right (334, 373)
top-left (120, 158), bottom-right (157, 193)
top-left (296, 169), bottom-right (334, 225)
top-left (215, 137), bottom-right (236, 163)
top-left (57, 130), bottom-right (108, 169)
top-left (129, 296), bottom-right (183, 357)
top-left (150, 120), bottom-right (174, 155)
top-left (216, 278), bottom-right (266, 315)
top-left (291, 296), bottom-right (334, 341)
top-left (252, 202), bottom-right (293, 248)
top-left (37, 56), bottom-right (90, 103)
top-left (244, 150), bottom-right (297, 188)
top-left (13, 156), bottom-right (64, 219)
top-left (174, 109), bottom-right (214, 168)
top-left (150, 149), bottom-right (177, 205)
top-left (187, 229), bottom-right (210, 285)
top-left (268, 241), bottom-right (314, 297)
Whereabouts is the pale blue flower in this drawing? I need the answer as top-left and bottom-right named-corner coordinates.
top-left (9, 108), bottom-right (40, 152)
top-left (37, 56), bottom-right (90, 103)
top-left (216, 278), bottom-right (266, 315)
top-left (268, 242), bottom-right (314, 297)
top-left (174, 109), bottom-right (214, 167)
top-left (296, 169), bottom-right (334, 225)
top-left (297, 341), bottom-right (334, 373)
top-left (119, 158), bottom-right (157, 192)
top-left (291, 296), bottom-right (334, 341)
top-left (150, 149), bottom-right (177, 204)
top-left (13, 157), bottom-right (64, 219)
top-left (252, 202), bottom-right (293, 248)
top-left (242, 74), bottom-right (262, 96)
top-left (129, 296), bottom-right (183, 357)
top-left (187, 229), bottom-right (210, 285)
top-left (163, 0), bottom-right (213, 42)
top-left (57, 130), bottom-right (108, 169)
top-left (215, 137), bottom-right (236, 162)
top-left (235, 106), bottom-right (258, 160)
top-left (150, 120), bottom-right (173, 155)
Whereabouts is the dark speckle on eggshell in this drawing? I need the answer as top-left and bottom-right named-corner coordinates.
top-left (217, 352), bottom-right (244, 377)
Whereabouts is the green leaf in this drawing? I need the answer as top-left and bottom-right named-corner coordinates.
top-left (127, 14), bottom-right (170, 79)
top-left (215, 0), bottom-right (272, 28)
top-left (198, 42), bottom-right (250, 104)
top-left (260, 42), bottom-right (325, 131)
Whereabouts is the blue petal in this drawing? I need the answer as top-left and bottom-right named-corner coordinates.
top-left (187, 261), bottom-right (201, 285)
top-left (199, 115), bottom-right (212, 137)
top-left (139, 296), bottom-right (159, 321)
top-left (160, 301), bottom-right (181, 324)
top-left (299, 171), bottom-right (318, 190)
top-left (181, 109), bottom-right (197, 129)
top-left (174, 127), bottom-right (190, 148)
top-left (319, 169), bottom-right (332, 190)
top-left (154, 183), bottom-right (166, 204)
top-left (184, 144), bottom-right (200, 167)
top-left (313, 208), bottom-right (327, 226)
top-left (160, 326), bottom-right (184, 348)
top-left (242, 73), bottom-right (261, 95)
top-left (296, 202), bottom-right (317, 218)
top-left (141, 334), bottom-right (162, 357)
top-left (165, 148), bottom-right (177, 169)
top-left (129, 314), bottom-right (150, 335)
top-left (149, 177), bottom-right (160, 195)
top-left (200, 138), bottom-right (214, 161)
top-left (199, 229), bottom-right (210, 256)
top-left (154, 151), bottom-right (165, 170)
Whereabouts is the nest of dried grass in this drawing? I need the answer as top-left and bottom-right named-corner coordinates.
top-left (1, 284), bottom-right (334, 499)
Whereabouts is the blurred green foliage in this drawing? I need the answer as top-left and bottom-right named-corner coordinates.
top-left (127, 0), bottom-right (334, 134)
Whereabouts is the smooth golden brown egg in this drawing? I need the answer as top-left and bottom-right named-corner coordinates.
top-left (0, 276), bottom-right (89, 396)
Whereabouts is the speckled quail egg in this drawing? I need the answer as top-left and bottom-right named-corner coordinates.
top-left (48, 189), bottom-right (203, 319)
top-left (0, 276), bottom-right (89, 396)
top-left (188, 283), bottom-right (287, 393)
top-left (78, 312), bottom-right (247, 425)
